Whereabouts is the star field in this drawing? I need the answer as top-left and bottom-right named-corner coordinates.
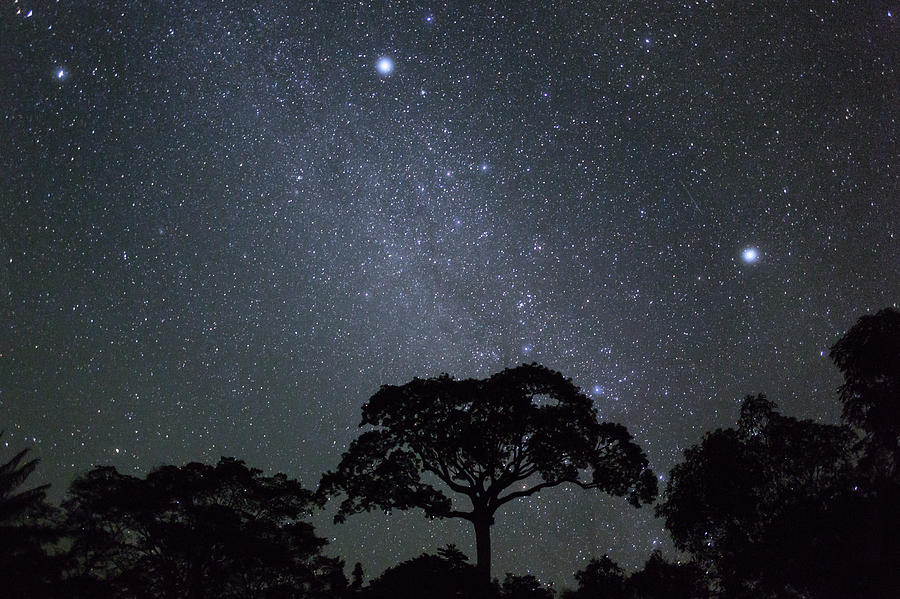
top-left (1, 0), bottom-right (898, 586)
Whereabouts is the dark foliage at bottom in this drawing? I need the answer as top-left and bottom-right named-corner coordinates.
top-left (2, 308), bottom-right (898, 598)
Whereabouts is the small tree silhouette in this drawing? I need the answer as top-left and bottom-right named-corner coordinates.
top-left (499, 573), bottom-right (553, 599)
top-left (561, 555), bottom-right (626, 599)
top-left (0, 433), bottom-right (61, 597)
top-left (365, 546), bottom-right (490, 599)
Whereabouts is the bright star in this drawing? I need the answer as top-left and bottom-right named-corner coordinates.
top-left (376, 56), bottom-right (394, 76)
top-left (741, 247), bottom-right (759, 263)
top-left (56, 68), bottom-right (66, 79)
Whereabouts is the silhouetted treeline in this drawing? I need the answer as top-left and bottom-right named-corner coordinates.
top-left (2, 307), bottom-right (898, 598)
top-left (654, 308), bottom-right (900, 598)
top-left (2, 455), bottom-right (346, 598)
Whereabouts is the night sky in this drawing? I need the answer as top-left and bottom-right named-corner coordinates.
top-left (2, 0), bottom-right (898, 586)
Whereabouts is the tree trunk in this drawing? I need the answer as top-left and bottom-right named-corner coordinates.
top-left (473, 514), bottom-right (492, 578)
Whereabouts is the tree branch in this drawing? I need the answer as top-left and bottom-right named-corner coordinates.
top-left (442, 509), bottom-right (475, 521)
top-left (487, 458), bottom-right (527, 496)
top-left (423, 460), bottom-right (474, 497)
top-left (446, 450), bottom-right (478, 487)
top-left (495, 478), bottom-right (595, 507)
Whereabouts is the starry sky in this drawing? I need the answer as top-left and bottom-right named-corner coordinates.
top-left (2, 0), bottom-right (898, 586)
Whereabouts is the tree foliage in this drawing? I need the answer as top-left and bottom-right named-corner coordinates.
top-left (830, 306), bottom-right (900, 474)
top-left (363, 545), bottom-right (491, 599)
top-left (0, 438), bottom-right (50, 525)
top-left (0, 435), bottom-right (62, 597)
top-left (564, 552), bottom-right (709, 599)
top-left (11, 307), bottom-right (900, 596)
top-left (656, 394), bottom-right (877, 597)
top-left (320, 363), bottom-right (656, 575)
top-left (561, 555), bottom-right (627, 599)
top-left (828, 307), bottom-right (900, 596)
top-left (63, 457), bottom-right (345, 599)
top-left (499, 573), bottom-right (554, 599)
top-left (626, 551), bottom-right (710, 599)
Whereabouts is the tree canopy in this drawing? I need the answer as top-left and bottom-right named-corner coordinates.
top-left (0, 436), bottom-right (62, 597)
top-left (63, 457), bottom-right (345, 599)
top-left (562, 551), bottom-right (709, 599)
top-left (828, 307), bottom-right (900, 596)
top-left (364, 545), bottom-right (490, 599)
top-left (7, 308), bottom-right (900, 595)
top-left (320, 363), bottom-right (657, 576)
top-left (625, 551), bottom-right (710, 599)
top-left (561, 555), bottom-right (627, 599)
top-left (656, 394), bottom-right (876, 597)
top-left (830, 306), bottom-right (900, 475)
top-left (363, 546), bottom-right (556, 599)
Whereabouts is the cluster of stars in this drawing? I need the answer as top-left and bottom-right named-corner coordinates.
top-left (3, 0), bottom-right (897, 587)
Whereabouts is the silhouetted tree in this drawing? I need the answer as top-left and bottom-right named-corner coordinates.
top-left (63, 457), bottom-right (345, 599)
top-left (437, 542), bottom-right (471, 566)
top-left (657, 394), bottom-right (864, 597)
top-left (625, 551), bottom-right (709, 599)
top-left (830, 307), bottom-right (900, 475)
top-left (829, 307), bottom-right (900, 595)
top-left (320, 364), bottom-right (656, 576)
top-left (561, 555), bottom-right (626, 599)
top-left (564, 552), bottom-right (709, 599)
top-left (0, 434), bottom-right (62, 597)
top-left (350, 562), bottom-right (365, 592)
top-left (364, 545), bottom-right (492, 599)
top-left (499, 573), bottom-right (554, 599)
